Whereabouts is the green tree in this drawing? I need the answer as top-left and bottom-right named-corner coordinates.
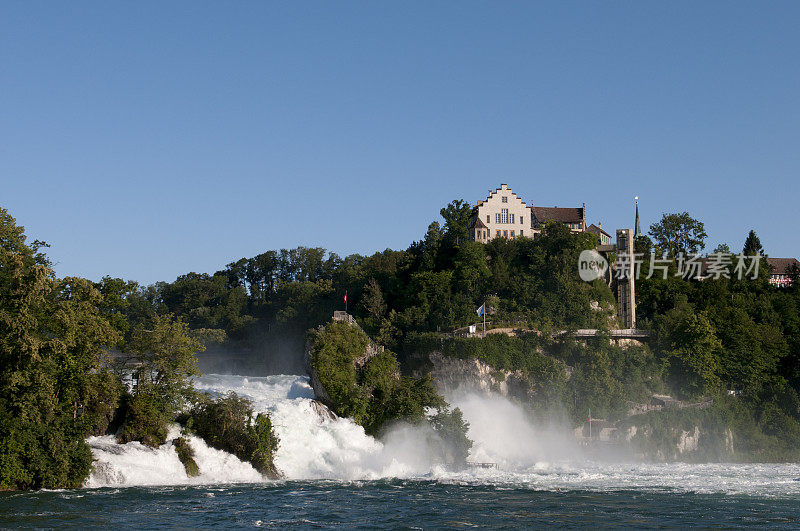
top-left (657, 306), bottom-right (721, 397)
top-left (160, 272), bottom-right (253, 338)
top-left (119, 314), bottom-right (203, 446)
top-left (649, 212), bottom-right (707, 257)
top-left (440, 199), bottom-right (473, 244)
top-left (0, 208), bottom-right (121, 490)
top-left (361, 278), bottom-right (387, 322)
top-left (713, 243), bottom-right (731, 254)
top-left (743, 230), bottom-right (764, 257)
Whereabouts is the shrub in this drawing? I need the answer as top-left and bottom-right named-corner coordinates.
top-left (117, 390), bottom-right (170, 447)
top-left (173, 436), bottom-right (199, 477)
top-left (188, 393), bottom-right (280, 478)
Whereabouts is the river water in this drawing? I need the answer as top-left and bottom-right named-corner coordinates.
top-left (2, 374), bottom-right (799, 528)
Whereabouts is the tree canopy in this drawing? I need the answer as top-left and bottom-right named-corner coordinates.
top-left (649, 212), bottom-right (707, 257)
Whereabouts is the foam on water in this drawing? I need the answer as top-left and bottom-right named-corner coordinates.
top-left (83, 373), bottom-right (800, 497)
top-left (85, 425), bottom-right (263, 487)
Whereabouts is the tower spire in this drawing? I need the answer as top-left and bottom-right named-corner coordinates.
top-left (634, 196), bottom-right (641, 238)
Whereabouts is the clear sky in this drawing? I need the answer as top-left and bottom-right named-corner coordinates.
top-left (2, 2), bottom-right (798, 285)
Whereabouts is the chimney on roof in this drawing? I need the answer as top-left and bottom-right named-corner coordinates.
top-left (598, 222), bottom-right (602, 229)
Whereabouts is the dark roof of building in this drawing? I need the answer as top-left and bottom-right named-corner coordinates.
top-left (586, 224), bottom-right (611, 237)
top-left (471, 217), bottom-right (488, 229)
top-left (767, 257), bottom-right (800, 275)
top-left (531, 206), bottom-right (585, 224)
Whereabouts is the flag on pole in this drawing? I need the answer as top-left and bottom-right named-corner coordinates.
top-left (476, 303), bottom-right (485, 316)
top-left (344, 291), bottom-right (348, 304)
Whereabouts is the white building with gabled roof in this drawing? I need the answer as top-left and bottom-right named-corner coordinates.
top-left (469, 184), bottom-right (530, 242)
top-left (469, 183), bottom-right (587, 242)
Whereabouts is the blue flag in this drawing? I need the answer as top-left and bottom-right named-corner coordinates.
top-left (476, 303), bottom-right (485, 316)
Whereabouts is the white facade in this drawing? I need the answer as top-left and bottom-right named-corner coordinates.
top-left (471, 184), bottom-right (530, 242)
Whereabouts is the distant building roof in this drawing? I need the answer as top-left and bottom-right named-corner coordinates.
top-left (767, 257), bottom-right (800, 275)
top-left (586, 223), bottom-right (611, 238)
top-left (531, 206), bottom-right (585, 224)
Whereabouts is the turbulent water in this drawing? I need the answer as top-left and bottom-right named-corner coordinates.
top-left (3, 374), bottom-right (800, 528)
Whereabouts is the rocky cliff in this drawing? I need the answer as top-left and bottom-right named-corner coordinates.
top-left (424, 351), bottom-right (532, 398)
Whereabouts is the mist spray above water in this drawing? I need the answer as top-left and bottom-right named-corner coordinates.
top-left (443, 387), bottom-right (581, 469)
top-left (84, 373), bottom-right (800, 497)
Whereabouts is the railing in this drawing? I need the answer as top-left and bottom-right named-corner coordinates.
top-left (332, 311), bottom-right (357, 325)
top-left (566, 329), bottom-right (651, 338)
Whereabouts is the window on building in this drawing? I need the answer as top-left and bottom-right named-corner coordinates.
top-left (510, 213), bottom-right (515, 224)
top-left (520, 230), bottom-right (524, 236)
top-left (495, 213), bottom-right (501, 223)
top-left (486, 215), bottom-right (490, 224)
top-left (510, 230), bottom-right (515, 238)
top-left (502, 196), bottom-right (508, 203)
top-left (496, 230), bottom-right (501, 237)
top-left (501, 208), bottom-right (509, 224)
top-left (520, 217), bottom-right (523, 224)
top-left (503, 230), bottom-right (508, 238)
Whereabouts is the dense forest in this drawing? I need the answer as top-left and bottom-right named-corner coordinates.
top-left (2, 197), bottom-right (800, 489)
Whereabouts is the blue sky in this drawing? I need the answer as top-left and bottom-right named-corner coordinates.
top-left (2, 2), bottom-right (798, 285)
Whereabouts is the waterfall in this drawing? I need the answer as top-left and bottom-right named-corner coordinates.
top-left (85, 374), bottom-right (441, 487)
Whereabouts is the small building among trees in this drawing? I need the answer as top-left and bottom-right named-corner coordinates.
top-left (766, 257), bottom-right (800, 288)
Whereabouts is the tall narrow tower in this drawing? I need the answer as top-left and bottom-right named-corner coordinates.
top-left (634, 196), bottom-right (641, 239)
top-left (616, 228), bottom-right (637, 329)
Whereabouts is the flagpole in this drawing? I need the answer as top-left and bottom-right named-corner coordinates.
top-left (483, 300), bottom-right (486, 336)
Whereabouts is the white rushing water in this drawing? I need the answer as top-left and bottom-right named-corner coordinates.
top-left (84, 374), bottom-right (800, 497)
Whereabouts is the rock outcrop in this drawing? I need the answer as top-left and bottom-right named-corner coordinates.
top-left (425, 352), bottom-right (530, 398)
top-left (304, 337), bottom-right (333, 408)
top-left (304, 312), bottom-right (384, 408)
top-left (677, 426), bottom-right (700, 454)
